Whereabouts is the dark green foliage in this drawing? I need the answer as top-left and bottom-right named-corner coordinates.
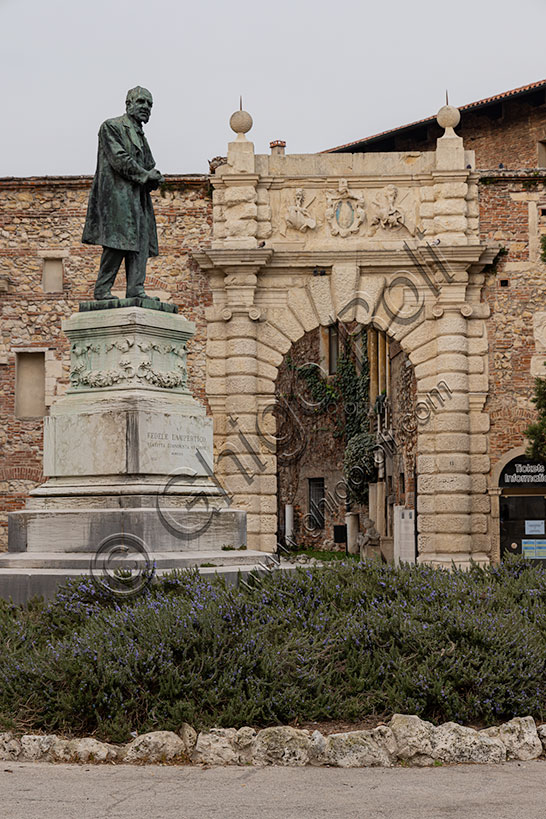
top-left (1, 559), bottom-right (546, 742)
top-left (525, 368), bottom-right (546, 460)
top-left (343, 431), bottom-right (376, 504)
top-left (296, 330), bottom-right (370, 439)
top-left (337, 332), bottom-right (376, 501)
top-left (297, 363), bottom-right (340, 418)
top-left (334, 338), bottom-right (370, 442)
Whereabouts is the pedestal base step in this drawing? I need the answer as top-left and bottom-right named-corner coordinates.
top-left (79, 298), bottom-right (178, 314)
top-left (9, 507), bottom-right (247, 554)
top-left (0, 549), bottom-right (284, 604)
top-left (0, 549), bottom-right (265, 571)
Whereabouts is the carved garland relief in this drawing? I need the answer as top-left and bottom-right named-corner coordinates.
top-left (69, 338), bottom-right (188, 390)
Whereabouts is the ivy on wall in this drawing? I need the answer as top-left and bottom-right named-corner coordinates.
top-left (526, 368), bottom-right (546, 460)
top-left (297, 328), bottom-right (376, 505)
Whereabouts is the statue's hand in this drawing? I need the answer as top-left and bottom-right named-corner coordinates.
top-left (146, 168), bottom-right (165, 189)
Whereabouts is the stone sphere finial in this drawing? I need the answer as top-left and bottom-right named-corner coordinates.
top-left (230, 109), bottom-right (253, 137)
top-left (436, 104), bottom-right (461, 131)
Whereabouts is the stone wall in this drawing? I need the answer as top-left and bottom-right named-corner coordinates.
top-left (0, 175), bottom-right (213, 550)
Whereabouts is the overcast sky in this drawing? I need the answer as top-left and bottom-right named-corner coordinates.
top-left (1, 0), bottom-right (546, 177)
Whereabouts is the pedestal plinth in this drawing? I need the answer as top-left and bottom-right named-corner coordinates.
top-left (3, 307), bottom-right (249, 600)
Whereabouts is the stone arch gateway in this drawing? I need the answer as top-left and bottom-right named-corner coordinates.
top-left (194, 106), bottom-right (498, 567)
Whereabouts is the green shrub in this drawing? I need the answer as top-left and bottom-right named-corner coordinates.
top-left (0, 559), bottom-right (545, 742)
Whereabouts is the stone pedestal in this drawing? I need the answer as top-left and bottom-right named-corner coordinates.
top-left (3, 307), bottom-right (250, 600)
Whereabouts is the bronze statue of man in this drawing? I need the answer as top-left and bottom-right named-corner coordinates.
top-left (82, 86), bottom-right (164, 300)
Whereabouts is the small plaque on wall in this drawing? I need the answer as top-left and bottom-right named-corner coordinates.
top-left (525, 520), bottom-right (545, 535)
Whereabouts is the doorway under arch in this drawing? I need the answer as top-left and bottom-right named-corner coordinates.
top-left (274, 319), bottom-right (418, 562)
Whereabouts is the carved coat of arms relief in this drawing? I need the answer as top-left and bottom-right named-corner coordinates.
top-left (325, 179), bottom-right (366, 238)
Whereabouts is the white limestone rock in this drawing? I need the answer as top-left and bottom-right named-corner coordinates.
top-left (48, 739), bottom-right (73, 762)
top-left (124, 731), bottom-right (187, 763)
top-left (536, 724), bottom-right (546, 755)
top-left (324, 726), bottom-right (397, 768)
top-left (389, 714), bottom-right (435, 766)
top-left (178, 723), bottom-right (198, 753)
top-left (433, 722), bottom-right (505, 764)
top-left (49, 737), bottom-right (118, 763)
top-left (0, 732), bottom-right (21, 761)
top-left (20, 734), bottom-right (58, 761)
top-left (192, 729), bottom-right (239, 765)
top-left (253, 727), bottom-right (311, 767)
top-left (308, 730), bottom-right (327, 765)
top-left (70, 738), bottom-right (119, 763)
top-left (481, 717), bottom-right (542, 761)
top-left (233, 726), bottom-right (257, 764)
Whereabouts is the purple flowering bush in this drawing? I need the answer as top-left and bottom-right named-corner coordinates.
top-left (0, 557), bottom-right (545, 742)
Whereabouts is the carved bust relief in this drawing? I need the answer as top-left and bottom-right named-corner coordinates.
top-left (369, 185), bottom-right (416, 237)
top-left (280, 188), bottom-right (318, 236)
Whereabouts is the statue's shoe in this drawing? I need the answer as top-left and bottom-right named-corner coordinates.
top-left (128, 291), bottom-right (160, 301)
top-left (94, 291), bottom-right (114, 300)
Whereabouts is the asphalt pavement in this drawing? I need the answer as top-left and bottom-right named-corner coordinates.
top-left (2, 760), bottom-right (546, 819)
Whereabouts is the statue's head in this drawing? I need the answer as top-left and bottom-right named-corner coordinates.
top-left (125, 86), bottom-right (153, 124)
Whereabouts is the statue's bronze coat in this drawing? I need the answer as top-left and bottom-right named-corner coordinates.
top-left (82, 112), bottom-right (159, 257)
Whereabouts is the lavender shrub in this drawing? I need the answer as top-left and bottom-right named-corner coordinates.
top-left (0, 558), bottom-right (544, 742)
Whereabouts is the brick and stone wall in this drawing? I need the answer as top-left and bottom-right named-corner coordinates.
top-left (480, 171), bottom-right (546, 469)
top-left (0, 175), bottom-right (213, 549)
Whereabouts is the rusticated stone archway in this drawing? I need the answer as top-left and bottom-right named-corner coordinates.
top-left (194, 107), bottom-right (498, 566)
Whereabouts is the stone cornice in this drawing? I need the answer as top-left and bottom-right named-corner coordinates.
top-left (194, 244), bottom-right (499, 274)
top-left (212, 174), bottom-right (260, 187)
top-left (272, 245), bottom-right (496, 269)
top-left (256, 174), bottom-right (453, 190)
top-left (192, 249), bottom-right (273, 270)
top-left (478, 169), bottom-right (546, 180)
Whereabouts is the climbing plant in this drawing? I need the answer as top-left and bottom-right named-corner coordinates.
top-left (525, 367), bottom-right (546, 461)
top-left (297, 326), bottom-right (376, 504)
